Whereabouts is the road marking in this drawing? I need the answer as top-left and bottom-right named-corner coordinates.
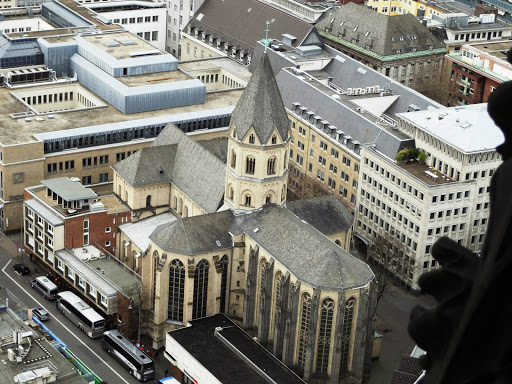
top-left (2, 259), bottom-right (130, 384)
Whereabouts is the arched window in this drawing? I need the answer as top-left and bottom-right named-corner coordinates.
top-left (183, 205), bottom-right (189, 218)
top-left (265, 194), bottom-right (272, 204)
top-left (118, 185), bottom-right (121, 196)
top-left (335, 239), bottom-right (341, 246)
top-left (249, 134), bottom-right (255, 144)
top-left (246, 157), bottom-right (256, 174)
top-left (316, 298), bottom-right (335, 373)
top-left (273, 272), bottom-right (282, 332)
top-left (219, 255), bottom-right (228, 313)
top-left (228, 185), bottom-right (234, 201)
top-left (340, 297), bottom-right (356, 372)
top-left (146, 195), bottom-right (151, 207)
top-left (298, 293), bottom-right (312, 367)
top-left (231, 149), bottom-right (236, 169)
top-left (173, 196), bottom-right (177, 209)
top-left (271, 134), bottom-right (277, 144)
top-left (178, 198), bottom-right (183, 214)
top-left (168, 259), bottom-right (185, 322)
top-left (153, 251), bottom-right (159, 308)
top-left (267, 157), bottom-right (276, 175)
top-left (124, 190), bottom-right (128, 202)
top-left (244, 194), bottom-right (252, 207)
top-left (281, 186), bottom-right (286, 202)
top-left (192, 259), bottom-right (209, 319)
top-left (284, 151), bottom-right (287, 169)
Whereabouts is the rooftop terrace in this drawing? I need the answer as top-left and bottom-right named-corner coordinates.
top-left (397, 160), bottom-right (455, 186)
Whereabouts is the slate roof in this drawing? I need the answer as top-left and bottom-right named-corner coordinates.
top-left (231, 54), bottom-right (290, 143)
top-left (185, 0), bottom-right (315, 52)
top-left (150, 204), bottom-right (373, 290)
top-left (230, 205), bottom-right (373, 290)
top-left (316, 3), bottom-right (444, 57)
top-left (286, 195), bottom-right (353, 235)
top-left (197, 137), bottom-right (228, 163)
top-left (111, 145), bottom-right (176, 187)
top-left (112, 123), bottom-right (226, 213)
top-left (168, 314), bottom-right (306, 384)
top-left (150, 210), bottom-right (235, 255)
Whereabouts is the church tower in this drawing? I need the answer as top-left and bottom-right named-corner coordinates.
top-left (224, 53), bottom-right (291, 213)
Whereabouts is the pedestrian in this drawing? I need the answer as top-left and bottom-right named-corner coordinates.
top-left (147, 349), bottom-right (153, 357)
top-left (164, 369), bottom-right (169, 377)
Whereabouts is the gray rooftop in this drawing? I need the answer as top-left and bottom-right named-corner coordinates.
top-left (397, 103), bottom-right (505, 153)
top-left (150, 205), bottom-right (373, 291)
top-left (231, 53), bottom-right (290, 143)
top-left (119, 212), bottom-right (178, 252)
top-left (286, 195), bottom-right (353, 236)
top-left (24, 199), bottom-right (64, 227)
top-left (316, 3), bottom-right (444, 57)
top-left (113, 123), bottom-right (226, 213)
top-left (197, 137), bottom-right (228, 163)
top-left (150, 210), bottom-right (234, 256)
top-left (41, 178), bottom-right (97, 201)
top-left (85, 257), bottom-right (141, 296)
top-left (185, 0), bottom-right (316, 52)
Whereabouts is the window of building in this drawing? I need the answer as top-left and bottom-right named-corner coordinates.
top-left (246, 157), bottom-right (256, 174)
top-left (316, 298), bottom-right (334, 373)
top-left (298, 293), bottom-right (312, 367)
top-left (267, 157), bottom-right (276, 175)
top-left (340, 297), bottom-right (356, 370)
top-left (192, 259), bottom-right (209, 319)
top-left (168, 259), bottom-right (185, 322)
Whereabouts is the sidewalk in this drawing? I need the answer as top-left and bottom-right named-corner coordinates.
top-left (0, 231), bottom-right (47, 276)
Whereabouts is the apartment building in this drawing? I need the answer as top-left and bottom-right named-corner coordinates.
top-left (180, 0), bottom-right (321, 65)
top-left (251, 40), bottom-right (441, 212)
top-left (354, 104), bottom-right (503, 292)
top-left (316, 3), bottom-right (446, 92)
top-left (446, 40), bottom-right (512, 105)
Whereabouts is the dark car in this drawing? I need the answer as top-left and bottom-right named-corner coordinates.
top-left (32, 307), bottom-right (49, 321)
top-left (13, 264), bottom-right (30, 275)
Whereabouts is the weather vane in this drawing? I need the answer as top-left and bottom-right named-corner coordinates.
top-left (262, 21), bottom-right (271, 52)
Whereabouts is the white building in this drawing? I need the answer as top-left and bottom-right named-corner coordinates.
top-left (354, 103), bottom-right (503, 292)
top-left (0, 13), bottom-right (53, 35)
top-left (166, 0), bottom-right (205, 56)
top-left (83, 1), bottom-right (167, 51)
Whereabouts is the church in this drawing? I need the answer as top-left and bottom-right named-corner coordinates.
top-left (112, 54), bottom-right (376, 383)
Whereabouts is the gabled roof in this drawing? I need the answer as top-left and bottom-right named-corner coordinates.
top-left (286, 195), bottom-right (353, 235)
top-left (316, 3), bottom-right (444, 57)
top-left (231, 53), bottom-right (290, 143)
top-left (150, 205), bottom-right (373, 290)
top-left (185, 0), bottom-right (315, 52)
top-left (150, 210), bottom-right (235, 255)
top-left (113, 124), bottom-right (226, 213)
top-left (112, 145), bottom-right (176, 187)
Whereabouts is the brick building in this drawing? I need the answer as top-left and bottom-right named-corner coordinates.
top-left (446, 40), bottom-right (512, 105)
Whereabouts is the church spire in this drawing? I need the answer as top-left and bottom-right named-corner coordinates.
top-left (229, 52), bottom-right (290, 145)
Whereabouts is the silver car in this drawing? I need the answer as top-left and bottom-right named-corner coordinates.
top-left (32, 307), bottom-right (49, 321)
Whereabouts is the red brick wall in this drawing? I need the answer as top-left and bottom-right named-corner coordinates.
top-left (24, 190), bottom-right (34, 200)
top-left (170, 365), bottom-right (183, 382)
top-left (117, 293), bottom-right (138, 341)
top-left (482, 78), bottom-right (500, 103)
top-left (64, 211), bottom-right (131, 253)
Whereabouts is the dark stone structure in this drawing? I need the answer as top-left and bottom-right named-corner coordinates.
top-left (408, 51), bottom-right (512, 384)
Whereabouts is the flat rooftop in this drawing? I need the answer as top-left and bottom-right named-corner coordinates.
top-left (169, 314), bottom-right (305, 384)
top-left (84, 254), bottom-right (141, 296)
top-left (42, 177), bottom-right (97, 201)
top-left (397, 160), bottom-right (455, 186)
top-left (82, 32), bottom-right (164, 58)
top-left (180, 57), bottom-right (252, 83)
top-left (467, 40), bottom-right (512, 61)
top-left (117, 70), bottom-right (192, 87)
top-left (0, 82), bottom-right (243, 144)
top-left (119, 211), bottom-right (177, 252)
top-left (397, 103), bottom-right (504, 153)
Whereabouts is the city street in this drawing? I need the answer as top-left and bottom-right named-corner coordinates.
top-left (0, 233), bottom-right (168, 384)
top-left (369, 285), bottom-right (436, 383)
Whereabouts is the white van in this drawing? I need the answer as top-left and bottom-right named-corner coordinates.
top-left (31, 276), bottom-right (59, 300)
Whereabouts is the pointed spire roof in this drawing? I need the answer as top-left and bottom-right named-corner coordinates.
top-left (231, 53), bottom-right (289, 144)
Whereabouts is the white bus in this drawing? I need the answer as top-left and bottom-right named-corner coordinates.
top-left (56, 291), bottom-right (106, 338)
top-left (102, 330), bottom-right (155, 381)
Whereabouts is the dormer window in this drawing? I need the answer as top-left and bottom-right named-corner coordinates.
top-left (249, 134), bottom-right (255, 144)
top-left (271, 135), bottom-right (277, 144)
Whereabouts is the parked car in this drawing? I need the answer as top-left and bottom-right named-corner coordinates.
top-left (32, 307), bottom-right (50, 321)
top-left (13, 264), bottom-right (30, 275)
